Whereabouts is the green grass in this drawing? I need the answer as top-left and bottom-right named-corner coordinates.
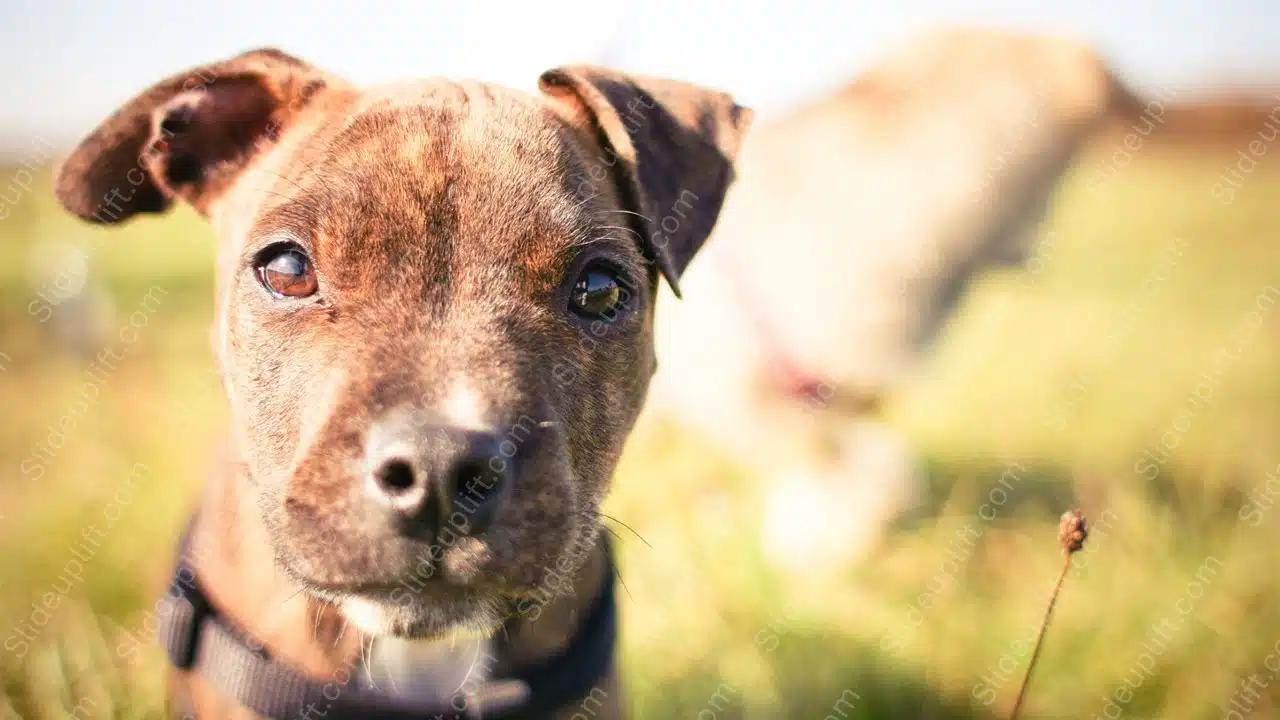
top-left (2, 142), bottom-right (1279, 719)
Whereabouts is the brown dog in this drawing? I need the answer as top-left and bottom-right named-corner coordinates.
top-left (648, 28), bottom-right (1136, 573)
top-left (54, 49), bottom-right (749, 718)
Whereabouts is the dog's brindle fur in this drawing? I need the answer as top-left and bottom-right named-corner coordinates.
top-left (55, 49), bottom-right (749, 718)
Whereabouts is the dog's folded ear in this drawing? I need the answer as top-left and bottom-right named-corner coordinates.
top-left (538, 66), bottom-right (752, 297)
top-left (55, 48), bottom-right (334, 223)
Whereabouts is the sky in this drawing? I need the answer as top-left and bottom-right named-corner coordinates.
top-left (0, 0), bottom-right (1277, 158)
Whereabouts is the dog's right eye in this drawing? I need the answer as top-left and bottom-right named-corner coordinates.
top-left (254, 245), bottom-right (317, 298)
top-left (569, 263), bottom-right (625, 319)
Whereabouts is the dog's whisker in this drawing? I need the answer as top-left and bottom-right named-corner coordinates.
top-left (256, 582), bottom-right (309, 642)
top-left (360, 630), bottom-right (379, 690)
top-left (450, 631), bottom-right (489, 696)
top-left (260, 168), bottom-right (308, 196)
top-left (596, 512), bottom-right (653, 549)
top-left (570, 190), bottom-right (602, 211)
top-left (278, 586), bottom-right (307, 610)
top-left (244, 188), bottom-right (331, 223)
top-left (332, 617), bottom-right (348, 650)
top-left (595, 208), bottom-right (652, 222)
top-left (565, 224), bottom-right (644, 250)
top-left (565, 235), bottom-right (614, 250)
top-left (298, 138), bottom-right (350, 197)
top-left (611, 562), bottom-right (634, 603)
top-left (600, 524), bottom-right (625, 545)
top-left (246, 186), bottom-right (328, 219)
top-left (248, 188), bottom-right (299, 204)
top-left (599, 532), bottom-right (637, 602)
top-left (382, 641), bottom-right (401, 696)
top-left (596, 224), bottom-right (644, 242)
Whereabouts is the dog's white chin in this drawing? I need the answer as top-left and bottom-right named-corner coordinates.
top-left (340, 592), bottom-right (505, 640)
top-left (342, 596), bottom-right (394, 634)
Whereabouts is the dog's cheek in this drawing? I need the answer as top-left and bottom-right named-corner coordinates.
top-left (224, 299), bottom-right (318, 480)
top-left (498, 429), bottom-right (581, 588)
top-left (559, 318), bottom-right (651, 505)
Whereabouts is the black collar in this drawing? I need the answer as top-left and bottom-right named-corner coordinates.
top-left (157, 525), bottom-right (617, 720)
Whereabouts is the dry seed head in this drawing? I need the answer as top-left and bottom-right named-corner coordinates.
top-left (1058, 509), bottom-right (1088, 554)
top-left (1014, 508), bottom-right (1088, 718)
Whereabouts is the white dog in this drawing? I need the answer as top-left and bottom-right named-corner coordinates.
top-left (648, 28), bottom-right (1140, 571)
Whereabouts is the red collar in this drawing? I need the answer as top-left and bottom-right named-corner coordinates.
top-left (713, 251), bottom-right (881, 415)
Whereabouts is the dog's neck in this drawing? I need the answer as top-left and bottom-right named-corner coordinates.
top-left (174, 457), bottom-right (611, 718)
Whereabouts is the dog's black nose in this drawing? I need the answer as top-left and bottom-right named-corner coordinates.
top-left (365, 422), bottom-right (513, 540)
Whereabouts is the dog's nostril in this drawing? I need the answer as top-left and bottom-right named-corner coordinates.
top-left (374, 459), bottom-right (417, 495)
top-left (368, 454), bottom-right (444, 541)
top-left (453, 461), bottom-right (501, 503)
top-left (448, 453), bottom-right (510, 535)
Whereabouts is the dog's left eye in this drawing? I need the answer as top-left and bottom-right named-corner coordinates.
top-left (569, 263), bottom-right (624, 319)
top-left (254, 244), bottom-right (317, 298)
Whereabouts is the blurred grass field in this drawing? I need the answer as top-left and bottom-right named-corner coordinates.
top-left (0, 136), bottom-right (1278, 719)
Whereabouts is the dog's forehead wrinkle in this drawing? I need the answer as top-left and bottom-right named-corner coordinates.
top-left (267, 107), bottom-right (632, 317)
top-left (249, 83), bottom-right (619, 266)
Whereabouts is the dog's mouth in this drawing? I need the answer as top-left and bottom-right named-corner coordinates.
top-left (312, 581), bottom-right (513, 639)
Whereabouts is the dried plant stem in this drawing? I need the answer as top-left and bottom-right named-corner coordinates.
top-left (1009, 552), bottom-right (1072, 719)
top-left (1009, 509), bottom-right (1088, 719)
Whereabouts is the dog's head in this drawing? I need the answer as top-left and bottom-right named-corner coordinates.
top-left (56, 49), bottom-right (749, 637)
